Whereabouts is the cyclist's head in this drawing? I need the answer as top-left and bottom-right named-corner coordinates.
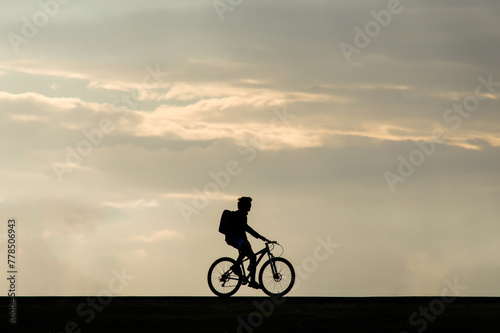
top-left (237, 196), bottom-right (252, 212)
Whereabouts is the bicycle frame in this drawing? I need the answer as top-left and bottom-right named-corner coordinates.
top-left (238, 242), bottom-right (277, 281)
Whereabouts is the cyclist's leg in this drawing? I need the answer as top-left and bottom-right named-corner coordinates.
top-left (235, 251), bottom-right (245, 266)
top-left (239, 241), bottom-right (257, 281)
top-left (226, 237), bottom-right (245, 276)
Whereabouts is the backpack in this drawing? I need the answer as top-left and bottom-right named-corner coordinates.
top-left (218, 210), bottom-right (235, 235)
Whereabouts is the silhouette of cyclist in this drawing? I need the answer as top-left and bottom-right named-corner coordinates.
top-left (224, 197), bottom-right (269, 289)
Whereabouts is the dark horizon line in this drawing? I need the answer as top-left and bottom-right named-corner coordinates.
top-left (2, 295), bottom-right (499, 298)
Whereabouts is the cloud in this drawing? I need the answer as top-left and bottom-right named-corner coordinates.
top-left (134, 229), bottom-right (182, 243)
top-left (161, 192), bottom-right (237, 201)
top-left (101, 199), bottom-right (159, 209)
top-left (132, 249), bottom-right (147, 258)
top-left (0, 91), bottom-right (81, 112)
top-left (10, 114), bottom-right (49, 123)
top-left (0, 64), bottom-right (88, 80)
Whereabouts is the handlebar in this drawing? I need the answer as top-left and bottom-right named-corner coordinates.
top-left (265, 240), bottom-right (284, 257)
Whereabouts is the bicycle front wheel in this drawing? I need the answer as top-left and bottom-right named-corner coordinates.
top-left (207, 257), bottom-right (242, 297)
top-left (259, 257), bottom-right (295, 297)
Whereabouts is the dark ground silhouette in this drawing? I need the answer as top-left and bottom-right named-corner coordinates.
top-left (1, 296), bottom-right (500, 332)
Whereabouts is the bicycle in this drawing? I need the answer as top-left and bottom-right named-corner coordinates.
top-left (207, 241), bottom-right (295, 297)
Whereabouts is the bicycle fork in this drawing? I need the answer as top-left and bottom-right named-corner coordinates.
top-left (268, 253), bottom-right (279, 279)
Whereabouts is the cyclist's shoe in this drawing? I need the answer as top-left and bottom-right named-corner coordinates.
top-left (241, 276), bottom-right (248, 285)
top-left (231, 264), bottom-right (242, 278)
top-left (241, 276), bottom-right (249, 285)
top-left (248, 281), bottom-right (261, 289)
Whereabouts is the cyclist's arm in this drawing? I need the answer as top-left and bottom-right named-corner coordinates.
top-left (246, 225), bottom-right (267, 241)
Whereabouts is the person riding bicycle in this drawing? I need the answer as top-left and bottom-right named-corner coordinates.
top-left (224, 197), bottom-right (269, 289)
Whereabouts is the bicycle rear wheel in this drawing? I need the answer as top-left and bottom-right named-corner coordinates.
top-left (207, 257), bottom-right (242, 297)
top-left (259, 257), bottom-right (295, 297)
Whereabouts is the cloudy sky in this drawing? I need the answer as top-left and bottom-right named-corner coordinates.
top-left (0, 0), bottom-right (499, 297)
